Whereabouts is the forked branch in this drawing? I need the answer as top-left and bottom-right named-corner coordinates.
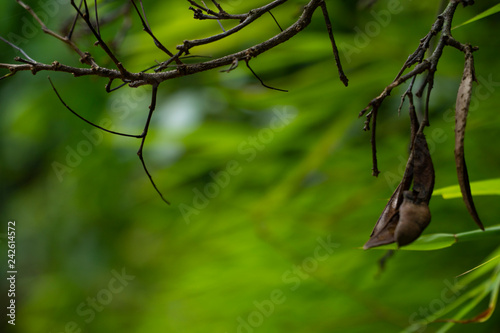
top-left (0, 0), bottom-right (348, 203)
top-left (359, 0), bottom-right (477, 177)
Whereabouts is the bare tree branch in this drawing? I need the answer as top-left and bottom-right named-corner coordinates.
top-left (1, 0), bottom-right (347, 204)
top-left (1, 0), bottom-right (347, 87)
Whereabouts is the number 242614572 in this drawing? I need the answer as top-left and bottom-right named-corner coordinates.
top-left (7, 221), bottom-right (16, 269)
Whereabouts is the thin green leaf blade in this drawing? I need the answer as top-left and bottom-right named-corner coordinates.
top-left (364, 226), bottom-right (500, 251)
top-left (364, 233), bottom-right (457, 251)
top-left (453, 4), bottom-right (500, 30)
top-left (433, 178), bottom-right (500, 199)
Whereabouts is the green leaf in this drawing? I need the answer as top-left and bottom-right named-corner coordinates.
top-left (402, 248), bottom-right (500, 333)
top-left (453, 4), bottom-right (500, 30)
top-left (366, 233), bottom-right (456, 251)
top-left (366, 225), bottom-right (500, 251)
top-left (433, 178), bottom-right (500, 199)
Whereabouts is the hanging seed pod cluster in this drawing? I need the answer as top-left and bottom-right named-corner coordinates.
top-left (360, 0), bottom-right (484, 249)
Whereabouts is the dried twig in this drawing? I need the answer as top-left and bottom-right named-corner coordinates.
top-left (245, 58), bottom-right (288, 92)
top-left (70, 0), bottom-right (130, 75)
top-left (130, 0), bottom-right (178, 60)
top-left (48, 77), bottom-right (141, 138)
top-left (136, 84), bottom-right (170, 205)
top-left (320, 1), bottom-right (348, 87)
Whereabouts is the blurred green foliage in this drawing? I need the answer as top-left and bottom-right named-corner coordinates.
top-left (1, 1), bottom-right (500, 332)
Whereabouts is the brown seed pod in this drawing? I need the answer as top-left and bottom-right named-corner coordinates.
top-left (394, 191), bottom-right (431, 247)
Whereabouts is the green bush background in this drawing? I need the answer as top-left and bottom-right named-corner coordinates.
top-left (1, 1), bottom-right (499, 332)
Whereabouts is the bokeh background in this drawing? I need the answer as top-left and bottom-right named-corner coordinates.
top-left (1, 0), bottom-right (500, 332)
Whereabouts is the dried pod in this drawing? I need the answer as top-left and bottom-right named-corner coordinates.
top-left (455, 47), bottom-right (484, 230)
top-left (394, 191), bottom-right (431, 247)
top-left (364, 113), bottom-right (435, 249)
top-left (412, 132), bottom-right (435, 204)
top-left (363, 169), bottom-right (413, 250)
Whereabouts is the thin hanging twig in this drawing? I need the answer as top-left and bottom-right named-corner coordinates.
top-left (48, 77), bottom-right (141, 138)
top-left (319, 1), bottom-right (348, 87)
top-left (268, 11), bottom-right (283, 32)
top-left (245, 59), bottom-right (288, 92)
top-left (136, 84), bottom-right (170, 204)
